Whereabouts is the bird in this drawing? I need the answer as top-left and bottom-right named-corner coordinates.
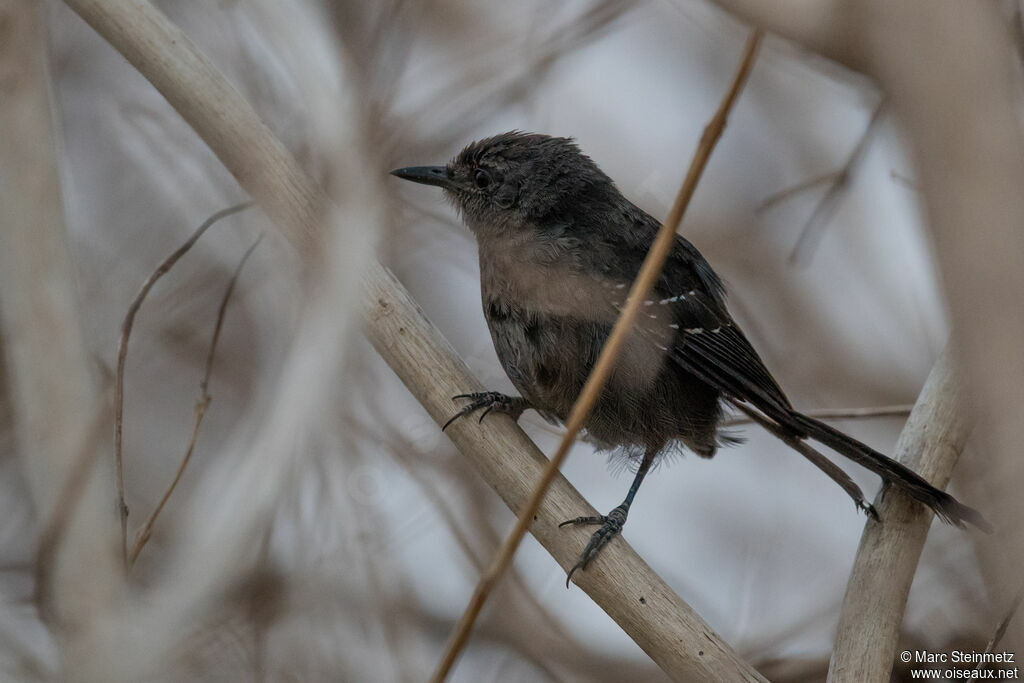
top-left (391, 131), bottom-right (990, 584)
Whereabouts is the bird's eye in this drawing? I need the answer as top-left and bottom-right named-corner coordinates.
top-left (473, 169), bottom-right (492, 189)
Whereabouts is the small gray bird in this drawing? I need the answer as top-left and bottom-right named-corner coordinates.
top-left (392, 131), bottom-right (989, 583)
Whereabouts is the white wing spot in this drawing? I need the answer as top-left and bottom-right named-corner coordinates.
top-left (711, 327), bottom-right (722, 334)
top-left (614, 283), bottom-right (626, 289)
top-left (669, 323), bottom-right (679, 329)
top-left (644, 300), bottom-right (654, 306)
top-left (685, 327), bottom-right (703, 334)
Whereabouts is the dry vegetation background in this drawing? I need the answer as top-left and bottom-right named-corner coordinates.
top-left (1, 0), bottom-right (1023, 681)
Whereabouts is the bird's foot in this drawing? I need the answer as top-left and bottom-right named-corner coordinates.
top-left (442, 392), bottom-right (529, 431)
top-left (859, 499), bottom-right (880, 522)
top-left (558, 503), bottom-right (630, 587)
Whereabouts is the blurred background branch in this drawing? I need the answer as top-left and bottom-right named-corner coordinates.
top-left (0, 0), bottom-right (121, 643)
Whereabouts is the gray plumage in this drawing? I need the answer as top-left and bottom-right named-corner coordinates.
top-left (392, 131), bottom-right (989, 582)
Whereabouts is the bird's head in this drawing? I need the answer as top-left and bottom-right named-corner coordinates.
top-left (391, 131), bottom-right (614, 236)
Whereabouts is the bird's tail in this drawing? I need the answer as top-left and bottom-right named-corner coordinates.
top-left (786, 411), bottom-right (992, 532)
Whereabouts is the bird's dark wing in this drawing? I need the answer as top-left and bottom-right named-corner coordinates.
top-left (594, 226), bottom-right (792, 413)
top-left (660, 285), bottom-right (792, 413)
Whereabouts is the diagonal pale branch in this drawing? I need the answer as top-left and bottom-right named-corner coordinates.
top-left (828, 345), bottom-right (970, 682)
top-left (61, 0), bottom-right (764, 679)
top-left (431, 28), bottom-right (764, 683)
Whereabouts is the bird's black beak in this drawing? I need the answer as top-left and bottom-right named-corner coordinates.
top-left (390, 165), bottom-right (453, 190)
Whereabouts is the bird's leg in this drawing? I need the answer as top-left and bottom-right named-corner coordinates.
top-left (559, 448), bottom-right (656, 586)
top-left (442, 391), bottom-right (532, 431)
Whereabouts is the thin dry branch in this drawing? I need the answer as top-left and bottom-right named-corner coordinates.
top-left (128, 234), bottom-right (262, 566)
top-left (62, 1), bottom-right (765, 679)
top-left (787, 100), bottom-right (885, 264)
top-left (828, 345), bottom-right (970, 682)
top-left (756, 171), bottom-right (839, 213)
top-left (114, 201), bottom-right (252, 563)
top-left (527, 402), bottom-right (911, 441)
top-left (432, 28), bottom-right (764, 683)
top-left (719, 403), bottom-right (912, 427)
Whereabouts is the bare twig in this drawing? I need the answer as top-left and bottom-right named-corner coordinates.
top-left (756, 171), bottom-right (839, 213)
top-left (828, 345), bottom-right (970, 681)
top-left (431, 29), bottom-right (765, 683)
top-left (128, 234), bottom-right (262, 566)
top-left (114, 201), bottom-right (252, 563)
top-left (788, 100), bottom-right (886, 264)
top-left (65, 2), bottom-right (764, 678)
top-left (720, 403), bottom-right (912, 427)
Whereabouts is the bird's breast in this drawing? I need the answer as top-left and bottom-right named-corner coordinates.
top-left (477, 235), bottom-right (615, 322)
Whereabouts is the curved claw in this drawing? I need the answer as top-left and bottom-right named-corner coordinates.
top-left (441, 393), bottom-right (488, 431)
top-left (565, 561), bottom-right (584, 588)
top-left (560, 504), bottom-right (630, 588)
top-left (440, 391), bottom-right (528, 432)
top-left (441, 410), bottom-right (467, 432)
top-left (861, 501), bottom-right (880, 522)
